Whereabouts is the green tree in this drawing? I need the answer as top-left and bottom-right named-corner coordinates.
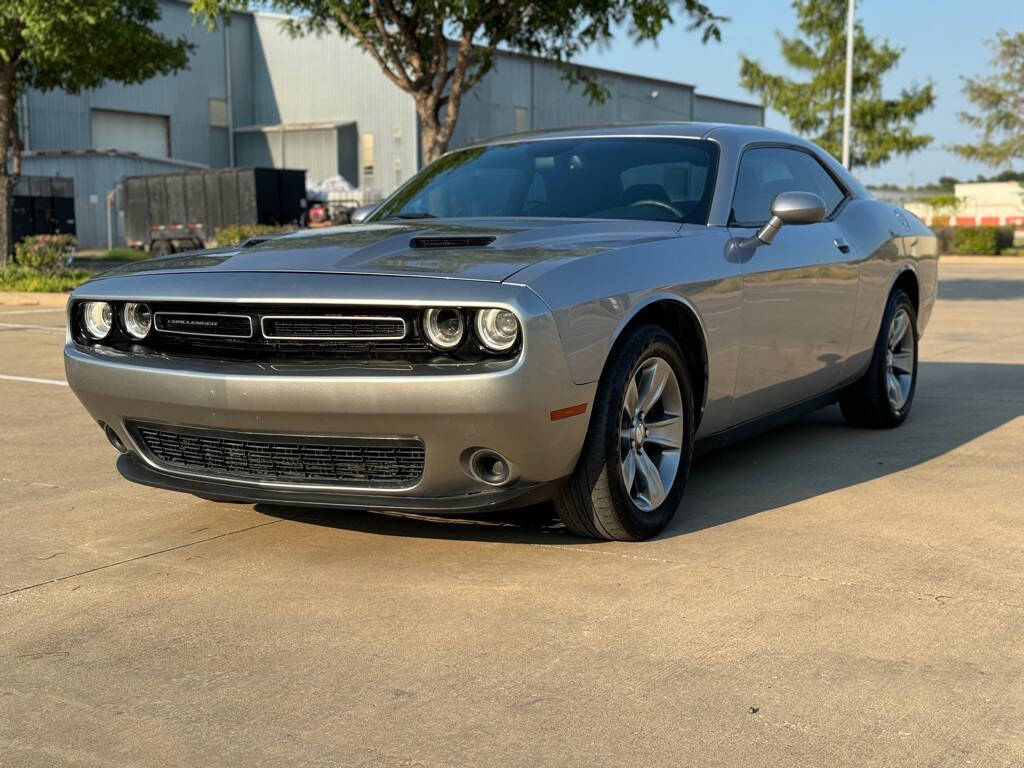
top-left (952, 30), bottom-right (1024, 169)
top-left (191, 0), bottom-right (725, 165)
top-left (738, 0), bottom-right (934, 169)
top-left (0, 0), bottom-right (193, 264)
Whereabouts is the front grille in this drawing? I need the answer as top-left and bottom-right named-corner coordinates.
top-left (129, 421), bottom-right (425, 489)
top-left (142, 303), bottom-right (430, 361)
top-left (261, 315), bottom-right (406, 340)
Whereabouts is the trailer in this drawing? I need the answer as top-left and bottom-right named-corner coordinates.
top-left (123, 167), bottom-right (306, 255)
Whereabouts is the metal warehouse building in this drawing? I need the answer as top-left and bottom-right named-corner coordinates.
top-left (14, 0), bottom-right (763, 247)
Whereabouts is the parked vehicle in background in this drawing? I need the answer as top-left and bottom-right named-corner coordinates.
top-left (123, 168), bottom-right (306, 255)
top-left (65, 124), bottom-right (937, 541)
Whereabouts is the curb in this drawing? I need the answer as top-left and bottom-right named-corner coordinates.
top-left (0, 291), bottom-right (71, 308)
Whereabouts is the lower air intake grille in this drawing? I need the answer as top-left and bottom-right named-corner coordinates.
top-left (129, 422), bottom-right (424, 489)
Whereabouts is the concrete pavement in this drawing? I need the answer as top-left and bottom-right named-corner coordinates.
top-left (1, 259), bottom-right (1022, 766)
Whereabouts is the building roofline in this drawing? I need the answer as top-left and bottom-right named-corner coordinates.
top-left (693, 92), bottom-right (765, 110)
top-left (234, 121), bottom-right (356, 133)
top-left (231, 2), bottom-right (763, 113)
top-left (21, 148), bottom-right (208, 168)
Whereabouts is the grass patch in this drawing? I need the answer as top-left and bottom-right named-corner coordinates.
top-left (99, 247), bottom-right (148, 261)
top-left (73, 247), bottom-right (149, 262)
top-left (0, 267), bottom-right (93, 292)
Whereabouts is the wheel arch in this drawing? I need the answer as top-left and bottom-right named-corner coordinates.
top-left (891, 266), bottom-right (920, 315)
top-left (607, 295), bottom-right (709, 428)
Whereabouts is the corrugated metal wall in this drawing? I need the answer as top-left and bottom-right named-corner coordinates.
top-left (25, 1), bottom-right (233, 168)
top-left (240, 15), bottom-right (419, 194)
top-left (693, 95), bottom-right (764, 126)
top-left (448, 52), bottom-right (762, 151)
top-left (20, 152), bottom-right (204, 248)
top-left (449, 55), bottom-right (699, 148)
top-left (234, 125), bottom-right (359, 185)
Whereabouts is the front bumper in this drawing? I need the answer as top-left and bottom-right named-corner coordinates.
top-left (64, 274), bottom-right (596, 512)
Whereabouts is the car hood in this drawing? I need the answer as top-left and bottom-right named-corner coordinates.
top-left (97, 218), bottom-right (687, 284)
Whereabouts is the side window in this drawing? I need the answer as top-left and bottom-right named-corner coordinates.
top-left (731, 147), bottom-right (846, 225)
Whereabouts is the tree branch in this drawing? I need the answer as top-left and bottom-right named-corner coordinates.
top-left (368, 0), bottom-right (414, 87)
top-left (331, 5), bottom-right (410, 92)
top-left (376, 0), bottom-right (426, 83)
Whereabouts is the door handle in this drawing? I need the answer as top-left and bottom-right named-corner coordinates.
top-left (833, 238), bottom-right (851, 253)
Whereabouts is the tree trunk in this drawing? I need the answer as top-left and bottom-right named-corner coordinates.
top-left (0, 60), bottom-right (18, 268)
top-left (415, 95), bottom-right (448, 165)
top-left (0, 180), bottom-right (11, 268)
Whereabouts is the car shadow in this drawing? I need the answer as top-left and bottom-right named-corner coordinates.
top-left (254, 361), bottom-right (1022, 544)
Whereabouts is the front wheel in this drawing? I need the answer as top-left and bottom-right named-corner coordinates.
top-left (555, 325), bottom-right (695, 541)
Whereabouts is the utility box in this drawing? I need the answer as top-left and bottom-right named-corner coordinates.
top-left (123, 167), bottom-right (306, 254)
top-left (11, 176), bottom-right (76, 248)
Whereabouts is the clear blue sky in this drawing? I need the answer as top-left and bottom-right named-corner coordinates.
top-left (574, 0), bottom-right (1022, 187)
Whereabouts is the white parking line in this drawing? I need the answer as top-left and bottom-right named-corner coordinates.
top-left (0, 322), bottom-right (65, 332)
top-left (0, 308), bottom-right (65, 315)
top-left (0, 374), bottom-right (68, 387)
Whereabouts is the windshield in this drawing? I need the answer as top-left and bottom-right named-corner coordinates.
top-left (372, 137), bottom-right (719, 225)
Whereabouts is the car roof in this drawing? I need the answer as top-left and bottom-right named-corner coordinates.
top-left (471, 122), bottom-right (798, 147)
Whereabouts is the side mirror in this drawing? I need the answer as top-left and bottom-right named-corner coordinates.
top-left (756, 191), bottom-right (827, 244)
top-left (349, 203), bottom-right (379, 224)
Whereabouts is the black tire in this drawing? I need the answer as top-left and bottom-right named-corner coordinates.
top-left (150, 239), bottom-right (172, 257)
top-left (555, 325), bottom-right (695, 541)
top-left (840, 289), bottom-right (918, 428)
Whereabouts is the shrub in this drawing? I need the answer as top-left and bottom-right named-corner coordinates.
top-left (213, 224), bottom-right (295, 247)
top-left (994, 226), bottom-right (1015, 250)
top-left (14, 234), bottom-right (77, 274)
top-left (0, 266), bottom-right (92, 292)
top-left (934, 227), bottom-right (955, 254)
top-left (952, 227), bottom-right (1000, 256)
top-left (100, 247), bottom-right (148, 261)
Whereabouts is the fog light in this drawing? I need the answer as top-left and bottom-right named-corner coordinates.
top-left (470, 449), bottom-right (512, 486)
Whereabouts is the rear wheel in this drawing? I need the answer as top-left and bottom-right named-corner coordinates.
top-left (555, 325), bottom-right (695, 540)
top-left (840, 289), bottom-right (918, 428)
top-left (150, 239), bottom-right (172, 257)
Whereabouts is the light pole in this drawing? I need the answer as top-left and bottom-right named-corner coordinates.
top-left (841, 0), bottom-right (855, 168)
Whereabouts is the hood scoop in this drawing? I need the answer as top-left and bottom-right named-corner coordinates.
top-left (409, 235), bottom-right (496, 249)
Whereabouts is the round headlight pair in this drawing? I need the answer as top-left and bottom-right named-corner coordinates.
top-left (79, 301), bottom-right (151, 340)
top-left (421, 307), bottom-right (519, 353)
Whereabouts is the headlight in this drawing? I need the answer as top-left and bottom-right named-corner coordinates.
top-left (422, 307), bottom-right (465, 350)
top-left (81, 301), bottom-right (113, 339)
top-left (122, 302), bottom-right (152, 339)
top-left (474, 308), bottom-right (519, 352)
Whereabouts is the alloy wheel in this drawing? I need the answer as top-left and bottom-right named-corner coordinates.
top-left (618, 356), bottom-right (685, 512)
top-left (886, 307), bottom-right (915, 412)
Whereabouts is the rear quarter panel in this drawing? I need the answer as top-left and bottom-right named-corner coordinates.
top-left (841, 200), bottom-right (939, 380)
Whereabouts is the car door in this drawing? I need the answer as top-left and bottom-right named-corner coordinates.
top-left (728, 145), bottom-right (860, 423)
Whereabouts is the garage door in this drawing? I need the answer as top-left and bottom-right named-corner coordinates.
top-left (91, 109), bottom-right (170, 158)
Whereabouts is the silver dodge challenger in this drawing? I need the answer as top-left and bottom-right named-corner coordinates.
top-left (65, 124), bottom-right (937, 540)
